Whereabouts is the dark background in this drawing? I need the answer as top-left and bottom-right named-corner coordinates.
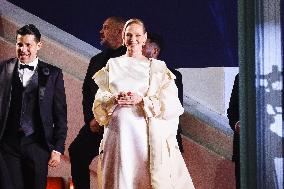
top-left (9, 0), bottom-right (238, 68)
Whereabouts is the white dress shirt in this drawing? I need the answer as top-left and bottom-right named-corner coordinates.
top-left (18, 58), bottom-right (38, 87)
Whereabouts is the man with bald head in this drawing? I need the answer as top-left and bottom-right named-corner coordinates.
top-left (68, 17), bottom-right (126, 189)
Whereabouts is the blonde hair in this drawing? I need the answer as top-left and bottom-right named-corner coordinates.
top-left (122, 18), bottom-right (147, 37)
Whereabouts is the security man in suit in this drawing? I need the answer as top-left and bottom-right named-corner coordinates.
top-left (68, 17), bottom-right (126, 189)
top-left (227, 74), bottom-right (240, 189)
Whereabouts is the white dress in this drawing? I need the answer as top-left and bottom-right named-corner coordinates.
top-left (93, 56), bottom-right (195, 189)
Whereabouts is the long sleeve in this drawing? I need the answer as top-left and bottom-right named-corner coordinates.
top-left (227, 74), bottom-right (239, 131)
top-left (82, 55), bottom-right (105, 125)
top-left (92, 65), bottom-right (117, 126)
top-left (143, 68), bottom-right (184, 120)
top-left (52, 69), bottom-right (68, 154)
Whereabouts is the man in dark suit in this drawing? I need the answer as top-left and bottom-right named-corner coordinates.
top-left (227, 73), bottom-right (240, 189)
top-left (143, 32), bottom-right (184, 152)
top-left (0, 24), bottom-right (67, 189)
top-left (68, 17), bottom-right (126, 189)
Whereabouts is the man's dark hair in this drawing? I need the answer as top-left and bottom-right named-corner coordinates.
top-left (147, 32), bottom-right (164, 55)
top-left (16, 24), bottom-right (41, 42)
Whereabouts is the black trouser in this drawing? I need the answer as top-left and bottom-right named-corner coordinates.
top-left (235, 158), bottom-right (240, 189)
top-left (0, 151), bottom-right (13, 189)
top-left (233, 134), bottom-right (240, 189)
top-left (0, 134), bottom-right (49, 189)
top-left (176, 125), bottom-right (184, 153)
top-left (68, 125), bottom-right (103, 189)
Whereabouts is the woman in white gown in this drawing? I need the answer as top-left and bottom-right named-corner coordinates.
top-left (92, 18), bottom-right (195, 189)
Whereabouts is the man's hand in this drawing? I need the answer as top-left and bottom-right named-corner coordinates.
top-left (48, 151), bottom-right (61, 167)
top-left (235, 121), bottom-right (240, 134)
top-left (89, 118), bottom-right (102, 133)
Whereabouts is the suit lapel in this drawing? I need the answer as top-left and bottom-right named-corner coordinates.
top-left (0, 58), bottom-right (17, 108)
top-left (0, 58), bottom-right (17, 89)
top-left (0, 58), bottom-right (17, 139)
top-left (37, 61), bottom-right (50, 102)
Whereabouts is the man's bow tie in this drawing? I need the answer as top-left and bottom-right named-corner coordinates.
top-left (19, 64), bottom-right (34, 71)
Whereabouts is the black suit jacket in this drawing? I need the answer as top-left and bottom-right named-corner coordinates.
top-left (82, 46), bottom-right (126, 125)
top-left (168, 67), bottom-right (184, 152)
top-left (0, 58), bottom-right (67, 154)
top-left (169, 68), bottom-right (183, 105)
top-left (227, 74), bottom-right (239, 161)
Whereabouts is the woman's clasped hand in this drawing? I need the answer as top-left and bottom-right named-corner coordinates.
top-left (116, 91), bottom-right (143, 105)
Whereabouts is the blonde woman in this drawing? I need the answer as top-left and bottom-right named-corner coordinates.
top-left (93, 18), bottom-right (195, 189)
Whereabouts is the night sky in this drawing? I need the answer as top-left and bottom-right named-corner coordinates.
top-left (9, 0), bottom-right (238, 68)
